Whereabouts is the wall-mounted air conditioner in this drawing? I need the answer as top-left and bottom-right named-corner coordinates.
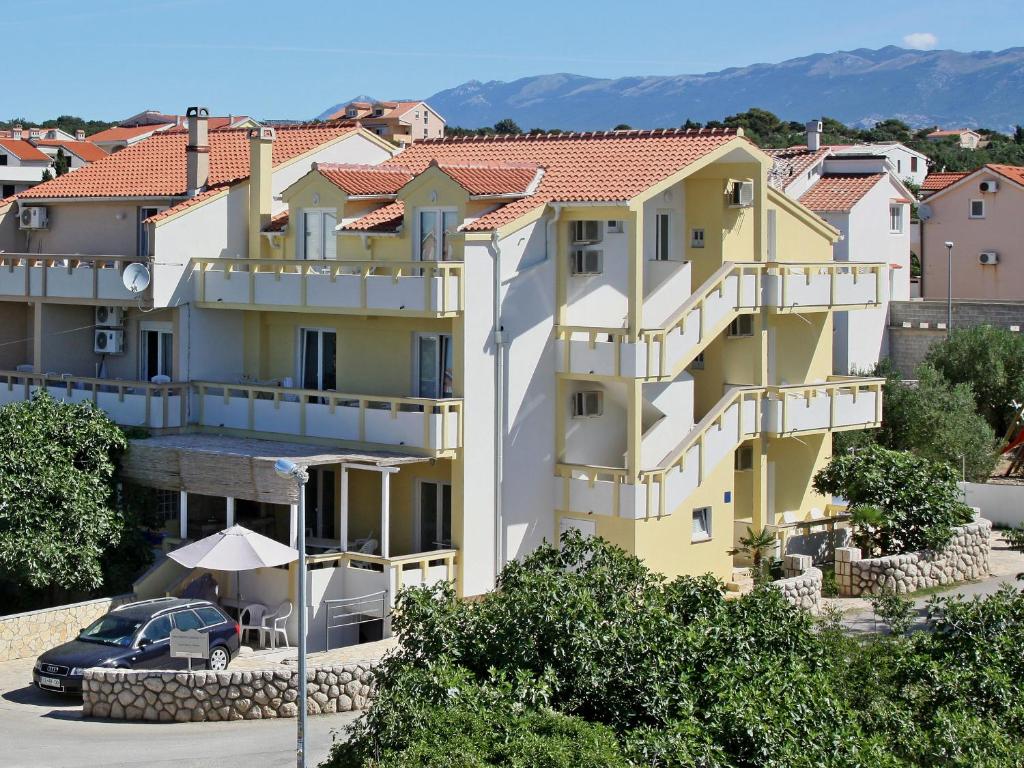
top-left (95, 306), bottom-right (124, 327)
top-left (730, 180), bottom-right (755, 207)
top-left (94, 329), bottom-right (124, 355)
top-left (979, 251), bottom-right (999, 266)
top-left (570, 248), bottom-right (603, 275)
top-left (18, 206), bottom-right (48, 229)
top-left (979, 179), bottom-right (999, 193)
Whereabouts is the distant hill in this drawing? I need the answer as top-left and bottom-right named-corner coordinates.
top-left (328, 47), bottom-right (1024, 133)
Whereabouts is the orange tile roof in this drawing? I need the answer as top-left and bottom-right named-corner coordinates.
top-left (264, 209), bottom-right (289, 232)
top-left (434, 161), bottom-right (540, 196)
top-left (927, 129), bottom-right (977, 138)
top-left (86, 124), bottom-right (172, 143)
top-left (341, 201), bottom-right (405, 232)
top-left (988, 164), bottom-right (1024, 187)
top-left (921, 172), bottom-right (968, 192)
top-left (15, 125), bottom-right (360, 201)
top-left (315, 163), bottom-right (413, 196)
top-left (34, 139), bottom-right (108, 162)
top-left (0, 138), bottom-right (51, 162)
top-left (765, 147), bottom-right (830, 190)
top-left (798, 173), bottom-right (885, 213)
top-left (144, 188), bottom-right (226, 223)
top-left (324, 100), bottom-right (424, 122)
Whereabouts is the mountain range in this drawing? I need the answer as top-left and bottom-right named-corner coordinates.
top-left (320, 47), bottom-right (1024, 133)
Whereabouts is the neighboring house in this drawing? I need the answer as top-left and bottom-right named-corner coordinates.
top-left (323, 100), bottom-right (445, 144)
top-left (87, 124), bottom-right (176, 153)
top-left (830, 142), bottom-right (929, 187)
top-left (768, 121), bottom-right (912, 374)
top-left (88, 112), bottom-right (256, 153)
top-left (926, 129), bottom-right (983, 150)
top-left (0, 118), bottom-right (884, 646)
top-left (919, 171), bottom-right (968, 198)
top-left (0, 126), bottom-right (79, 142)
top-left (0, 138), bottom-right (54, 198)
top-left (32, 139), bottom-right (108, 170)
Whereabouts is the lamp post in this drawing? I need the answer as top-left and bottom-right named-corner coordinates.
top-left (275, 458), bottom-right (309, 768)
top-left (945, 241), bottom-right (954, 338)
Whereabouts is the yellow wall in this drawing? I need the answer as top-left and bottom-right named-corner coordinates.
top-left (279, 173), bottom-right (350, 262)
top-left (767, 433), bottom-right (831, 522)
top-left (767, 190), bottom-right (837, 262)
top-left (769, 312), bottom-right (832, 385)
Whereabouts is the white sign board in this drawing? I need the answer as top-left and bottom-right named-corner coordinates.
top-left (170, 629), bottom-right (209, 660)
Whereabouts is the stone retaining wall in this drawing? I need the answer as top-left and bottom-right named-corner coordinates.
top-left (772, 555), bottom-right (822, 613)
top-left (0, 594), bottom-right (133, 662)
top-left (82, 662), bottom-right (376, 722)
top-left (836, 519), bottom-right (991, 597)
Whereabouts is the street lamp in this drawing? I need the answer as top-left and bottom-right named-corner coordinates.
top-left (945, 241), bottom-right (954, 338)
top-left (275, 458), bottom-right (310, 768)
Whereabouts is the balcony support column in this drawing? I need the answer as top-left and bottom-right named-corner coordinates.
top-left (751, 436), bottom-right (769, 532)
top-left (179, 491), bottom-right (188, 540)
top-left (225, 496), bottom-right (235, 528)
top-left (339, 465), bottom-right (349, 551)
top-left (626, 206), bottom-right (644, 342)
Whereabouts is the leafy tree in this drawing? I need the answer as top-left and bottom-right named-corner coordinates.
top-left (53, 148), bottom-right (70, 177)
top-left (813, 444), bottom-right (973, 553)
top-left (40, 168), bottom-right (53, 182)
top-left (867, 119), bottom-right (912, 144)
top-left (681, 118), bottom-right (703, 130)
top-left (493, 118), bottom-right (522, 135)
top-left (1015, 125), bottom-right (1024, 145)
top-left (613, 123), bottom-right (632, 131)
top-left (0, 393), bottom-right (129, 599)
top-left (924, 324), bottom-right (1024, 435)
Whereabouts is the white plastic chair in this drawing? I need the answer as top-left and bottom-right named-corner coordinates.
top-left (239, 603), bottom-right (267, 647)
top-left (358, 538), bottom-right (379, 555)
top-left (261, 601), bottom-right (293, 649)
top-left (151, 374), bottom-right (171, 385)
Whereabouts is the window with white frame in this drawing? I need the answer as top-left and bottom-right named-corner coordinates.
top-left (138, 206), bottom-right (168, 258)
top-left (606, 220), bottom-right (623, 233)
top-left (140, 323), bottom-right (173, 381)
top-left (414, 333), bottom-right (453, 399)
top-left (889, 204), bottom-right (903, 233)
top-left (728, 314), bottom-right (753, 337)
top-left (655, 211), bottom-right (672, 260)
top-left (690, 351), bottom-right (705, 371)
top-left (692, 507), bottom-right (712, 542)
top-left (300, 210), bottom-right (337, 260)
top-left (154, 488), bottom-right (178, 523)
top-left (571, 390), bottom-right (603, 418)
top-left (691, 228), bottom-right (705, 248)
top-left (299, 328), bottom-right (337, 391)
top-left (417, 480), bottom-right (452, 550)
top-left (417, 209), bottom-right (460, 261)
top-left (570, 220), bottom-right (601, 244)
top-left (970, 199), bottom-right (985, 219)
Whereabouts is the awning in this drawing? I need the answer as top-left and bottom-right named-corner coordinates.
top-left (120, 434), bottom-right (428, 505)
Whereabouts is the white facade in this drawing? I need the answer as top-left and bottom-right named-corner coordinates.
top-left (831, 143), bottom-right (929, 187)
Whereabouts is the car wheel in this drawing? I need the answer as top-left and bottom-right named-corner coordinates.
top-left (208, 647), bottom-right (230, 671)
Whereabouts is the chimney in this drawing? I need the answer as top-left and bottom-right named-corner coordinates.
top-left (75, 129), bottom-right (86, 141)
top-left (248, 126), bottom-right (276, 257)
top-left (29, 128), bottom-right (41, 140)
top-left (185, 106), bottom-right (210, 197)
top-left (806, 120), bottom-right (823, 152)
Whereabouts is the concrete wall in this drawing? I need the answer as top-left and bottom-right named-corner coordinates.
top-left (0, 594), bottom-right (133, 661)
top-left (961, 482), bottom-right (1024, 528)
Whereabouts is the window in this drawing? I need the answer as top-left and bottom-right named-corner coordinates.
top-left (423, 113), bottom-right (429, 125)
top-left (896, 159), bottom-right (901, 173)
top-left (155, 488), bottom-right (178, 522)
top-left (691, 351), bottom-right (705, 371)
top-left (692, 507), bottom-right (712, 542)
top-left (140, 325), bottom-right (173, 381)
top-left (571, 390), bottom-right (603, 418)
top-left (415, 333), bottom-right (453, 398)
top-left (691, 228), bottom-right (705, 248)
top-left (970, 199), bottom-right (985, 219)
top-left (0, 154), bottom-right (7, 166)
top-left (346, 108), bottom-right (358, 118)
top-left (195, 606), bottom-right (227, 627)
top-left (300, 210), bottom-right (337, 260)
top-left (606, 220), bottom-right (623, 233)
top-left (172, 610), bottom-right (204, 632)
top-left (910, 156), bottom-right (918, 173)
top-left (138, 206), bottom-right (168, 257)
top-left (570, 220), bottom-right (601, 244)
top-left (417, 209), bottom-right (459, 261)
top-left (138, 616), bottom-right (172, 645)
top-left (730, 180), bottom-right (754, 207)
top-left (570, 248), bottom-right (602, 275)
top-left (2, 184), bottom-right (14, 199)
top-left (728, 314), bottom-right (753, 337)
top-left (889, 204), bottom-right (903, 233)
top-left (417, 480), bottom-right (452, 551)
top-left (300, 328), bottom-right (337, 391)
top-left (655, 211), bottom-right (671, 260)
top-left (735, 445), bottom-right (753, 471)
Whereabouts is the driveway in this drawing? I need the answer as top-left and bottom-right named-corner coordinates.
top-left (0, 656), bottom-right (358, 768)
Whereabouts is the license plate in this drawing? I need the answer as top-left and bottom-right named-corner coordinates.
top-left (39, 676), bottom-right (62, 689)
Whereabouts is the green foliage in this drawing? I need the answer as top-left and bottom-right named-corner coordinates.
top-left (493, 118), bottom-right (522, 135)
top-left (871, 589), bottom-right (915, 635)
top-left (924, 324), bottom-right (1024, 435)
top-left (850, 504), bottom-right (886, 556)
top-left (813, 444), bottom-right (973, 554)
top-left (613, 123), bottom-right (632, 131)
top-left (53, 148), bottom-right (70, 177)
top-left (0, 115), bottom-right (115, 138)
top-left (1003, 525), bottom-right (1024, 554)
top-left (0, 393), bottom-right (129, 595)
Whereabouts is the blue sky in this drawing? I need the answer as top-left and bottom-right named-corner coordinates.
top-left (6, 0), bottom-right (1021, 122)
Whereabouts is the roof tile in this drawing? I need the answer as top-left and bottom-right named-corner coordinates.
top-left (341, 201), bottom-right (405, 232)
top-left (798, 173), bottom-right (885, 212)
top-left (0, 138), bottom-right (51, 162)
top-left (315, 163), bottom-right (413, 196)
top-left (921, 172), bottom-right (968, 191)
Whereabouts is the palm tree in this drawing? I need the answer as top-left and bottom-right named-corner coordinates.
top-left (737, 527), bottom-right (777, 569)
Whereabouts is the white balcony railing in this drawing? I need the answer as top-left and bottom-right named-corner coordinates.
top-left (193, 258), bottom-right (463, 316)
top-left (763, 376), bottom-right (884, 435)
top-left (762, 263), bottom-right (883, 310)
top-left (192, 381), bottom-right (462, 453)
top-left (0, 254), bottom-right (151, 303)
top-left (0, 371), bottom-right (186, 428)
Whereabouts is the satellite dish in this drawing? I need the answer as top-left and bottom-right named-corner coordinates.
top-left (917, 203), bottom-right (933, 221)
top-left (122, 262), bottom-right (151, 294)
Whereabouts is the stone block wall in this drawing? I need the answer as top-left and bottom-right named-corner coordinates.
top-left (82, 662), bottom-right (375, 722)
top-left (0, 594), bottom-right (133, 662)
top-left (836, 519), bottom-right (991, 597)
top-left (772, 555), bottom-right (822, 613)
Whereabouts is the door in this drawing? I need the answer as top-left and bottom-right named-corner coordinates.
top-left (417, 480), bottom-right (452, 551)
top-left (130, 615), bottom-right (173, 669)
top-left (140, 326), bottom-right (173, 381)
top-left (138, 206), bottom-right (168, 257)
top-left (415, 333), bottom-right (453, 399)
top-left (306, 467), bottom-right (337, 540)
top-left (416, 209), bottom-right (459, 262)
top-left (299, 329), bottom-right (337, 392)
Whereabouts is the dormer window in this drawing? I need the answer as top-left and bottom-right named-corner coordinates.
top-left (346, 108), bottom-right (358, 118)
top-left (300, 209), bottom-right (337, 260)
top-left (373, 106), bottom-right (385, 117)
top-left (417, 209), bottom-right (460, 261)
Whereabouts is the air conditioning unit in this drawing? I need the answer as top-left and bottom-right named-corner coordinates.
top-left (570, 220), bottom-right (602, 244)
top-left (979, 179), bottom-right (999, 193)
top-left (571, 390), bottom-right (603, 418)
top-left (18, 206), bottom-right (48, 230)
top-left (94, 329), bottom-right (124, 355)
top-left (570, 248), bottom-right (602, 275)
top-left (979, 251), bottom-right (999, 266)
top-left (730, 180), bottom-right (755, 207)
top-left (95, 306), bottom-right (124, 327)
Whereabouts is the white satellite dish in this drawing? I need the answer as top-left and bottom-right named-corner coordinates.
top-left (122, 262), bottom-right (151, 294)
top-left (917, 203), bottom-right (933, 221)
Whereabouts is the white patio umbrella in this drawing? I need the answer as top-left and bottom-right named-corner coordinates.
top-left (168, 525), bottom-right (298, 636)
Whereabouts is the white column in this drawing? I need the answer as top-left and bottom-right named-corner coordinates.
top-left (179, 491), bottom-right (188, 539)
top-left (289, 503), bottom-right (298, 548)
top-left (380, 470), bottom-right (391, 559)
top-left (339, 466), bottom-right (349, 551)
top-left (226, 497), bottom-right (235, 528)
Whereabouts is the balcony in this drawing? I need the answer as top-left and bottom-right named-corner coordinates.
top-left (762, 263), bottom-right (882, 311)
top-left (0, 371), bottom-right (185, 428)
top-left (763, 376), bottom-right (883, 435)
top-left (192, 382), bottom-right (462, 454)
top-left (193, 258), bottom-right (463, 317)
top-left (0, 254), bottom-right (151, 304)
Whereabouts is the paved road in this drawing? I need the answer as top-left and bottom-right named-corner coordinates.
top-left (0, 656), bottom-right (359, 768)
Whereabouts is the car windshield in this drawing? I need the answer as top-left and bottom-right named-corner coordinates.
top-left (78, 614), bottom-right (144, 647)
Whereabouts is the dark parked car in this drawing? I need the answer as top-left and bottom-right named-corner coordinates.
top-left (33, 597), bottom-right (240, 695)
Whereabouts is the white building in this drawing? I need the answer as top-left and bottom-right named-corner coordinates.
top-left (0, 138), bottom-right (54, 198)
top-left (831, 142), bottom-right (929, 187)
